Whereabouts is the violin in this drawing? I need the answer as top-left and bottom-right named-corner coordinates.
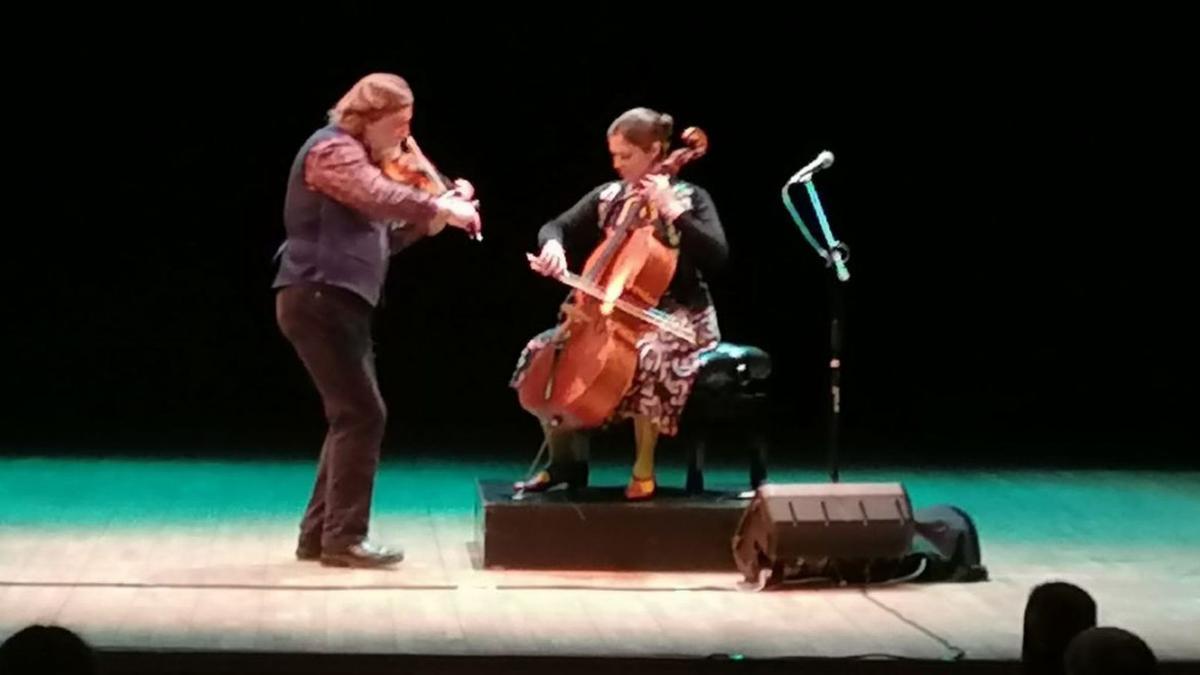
top-left (516, 127), bottom-right (709, 430)
top-left (381, 136), bottom-right (482, 241)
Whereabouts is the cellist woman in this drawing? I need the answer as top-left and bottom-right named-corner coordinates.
top-left (509, 107), bottom-right (728, 500)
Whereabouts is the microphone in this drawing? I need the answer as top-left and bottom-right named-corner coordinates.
top-left (787, 150), bottom-right (835, 184)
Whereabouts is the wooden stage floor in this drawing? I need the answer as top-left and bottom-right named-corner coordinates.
top-left (2, 456), bottom-right (1197, 672)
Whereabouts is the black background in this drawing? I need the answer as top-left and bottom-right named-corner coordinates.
top-left (5, 14), bottom-right (1193, 467)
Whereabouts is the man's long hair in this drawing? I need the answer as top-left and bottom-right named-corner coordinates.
top-left (329, 73), bottom-right (413, 136)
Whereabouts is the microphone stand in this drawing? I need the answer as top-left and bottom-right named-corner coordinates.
top-left (781, 156), bottom-right (849, 483)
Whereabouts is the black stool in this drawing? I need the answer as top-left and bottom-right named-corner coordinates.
top-left (683, 342), bottom-right (772, 493)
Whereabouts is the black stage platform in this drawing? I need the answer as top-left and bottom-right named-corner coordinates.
top-left (475, 479), bottom-right (753, 571)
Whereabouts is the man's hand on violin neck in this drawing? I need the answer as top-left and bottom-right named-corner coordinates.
top-left (451, 179), bottom-right (476, 201)
top-left (436, 195), bottom-right (481, 231)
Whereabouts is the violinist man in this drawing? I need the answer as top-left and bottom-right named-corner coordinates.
top-left (273, 73), bottom-right (481, 568)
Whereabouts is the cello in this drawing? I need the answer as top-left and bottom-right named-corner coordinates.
top-left (517, 127), bottom-right (709, 430)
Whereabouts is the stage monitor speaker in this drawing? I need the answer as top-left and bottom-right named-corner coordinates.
top-left (731, 482), bottom-right (914, 582)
